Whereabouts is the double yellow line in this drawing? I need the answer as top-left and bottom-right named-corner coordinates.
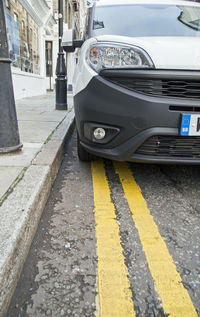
top-left (91, 160), bottom-right (198, 317)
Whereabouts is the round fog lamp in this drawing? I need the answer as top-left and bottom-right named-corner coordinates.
top-left (93, 128), bottom-right (106, 140)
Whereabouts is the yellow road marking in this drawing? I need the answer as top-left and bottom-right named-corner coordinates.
top-left (114, 161), bottom-right (198, 317)
top-left (91, 160), bottom-right (136, 317)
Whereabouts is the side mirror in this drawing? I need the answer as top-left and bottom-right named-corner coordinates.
top-left (62, 29), bottom-right (84, 53)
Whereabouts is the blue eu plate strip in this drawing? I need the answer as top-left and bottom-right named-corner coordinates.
top-left (181, 114), bottom-right (191, 136)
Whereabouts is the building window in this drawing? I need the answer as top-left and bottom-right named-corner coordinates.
top-left (13, 12), bottom-right (18, 22)
top-left (54, 10), bottom-right (58, 20)
top-left (45, 41), bottom-right (53, 77)
top-left (22, 20), bottom-right (25, 36)
top-left (6, 0), bottom-right (10, 9)
top-left (30, 28), bottom-right (33, 41)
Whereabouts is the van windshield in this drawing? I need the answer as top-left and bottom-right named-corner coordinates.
top-left (92, 4), bottom-right (200, 37)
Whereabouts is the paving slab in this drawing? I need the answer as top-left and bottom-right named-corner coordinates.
top-left (17, 110), bottom-right (66, 122)
top-left (16, 94), bottom-right (56, 108)
top-left (0, 143), bottom-right (42, 168)
top-left (0, 167), bottom-right (23, 199)
top-left (18, 121), bottom-right (60, 143)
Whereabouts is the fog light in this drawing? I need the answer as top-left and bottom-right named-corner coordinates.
top-left (93, 128), bottom-right (106, 140)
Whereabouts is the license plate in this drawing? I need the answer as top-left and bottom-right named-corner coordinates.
top-left (180, 114), bottom-right (200, 136)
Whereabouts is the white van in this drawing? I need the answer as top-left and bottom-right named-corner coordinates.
top-left (63, 0), bottom-right (200, 164)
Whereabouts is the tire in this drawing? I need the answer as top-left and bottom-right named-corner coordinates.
top-left (77, 132), bottom-right (94, 162)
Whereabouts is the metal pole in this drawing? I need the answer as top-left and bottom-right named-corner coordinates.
top-left (55, 0), bottom-right (67, 110)
top-left (0, 0), bottom-right (22, 153)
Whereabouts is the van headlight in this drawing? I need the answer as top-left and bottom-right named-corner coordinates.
top-left (86, 43), bottom-right (154, 72)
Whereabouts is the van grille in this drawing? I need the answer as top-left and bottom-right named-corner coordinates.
top-left (136, 136), bottom-right (200, 158)
top-left (106, 78), bottom-right (200, 99)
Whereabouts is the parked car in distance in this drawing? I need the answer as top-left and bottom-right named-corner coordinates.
top-left (62, 0), bottom-right (200, 164)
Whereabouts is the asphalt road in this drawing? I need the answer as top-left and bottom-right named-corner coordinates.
top-left (7, 129), bottom-right (200, 317)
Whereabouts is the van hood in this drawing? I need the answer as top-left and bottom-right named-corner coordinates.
top-left (96, 35), bottom-right (200, 70)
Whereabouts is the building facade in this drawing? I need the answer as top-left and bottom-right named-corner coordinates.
top-left (4, 0), bottom-right (57, 99)
top-left (52, 0), bottom-right (87, 91)
top-left (65, 0), bottom-right (87, 90)
top-left (3, 0), bottom-right (86, 100)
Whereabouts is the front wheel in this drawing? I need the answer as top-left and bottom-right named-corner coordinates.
top-left (77, 132), bottom-right (95, 162)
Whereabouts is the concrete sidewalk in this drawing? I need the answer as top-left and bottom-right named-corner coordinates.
top-left (0, 93), bottom-right (74, 317)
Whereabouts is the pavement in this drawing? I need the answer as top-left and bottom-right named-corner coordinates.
top-left (0, 93), bottom-right (74, 317)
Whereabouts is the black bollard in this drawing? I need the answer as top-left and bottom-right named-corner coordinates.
top-left (56, 52), bottom-right (67, 110)
top-left (55, 0), bottom-right (67, 110)
top-left (0, 0), bottom-right (22, 153)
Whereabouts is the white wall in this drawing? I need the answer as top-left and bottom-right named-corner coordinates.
top-left (39, 28), bottom-right (46, 78)
top-left (45, 28), bottom-right (59, 91)
top-left (67, 52), bottom-right (75, 91)
top-left (12, 67), bottom-right (46, 100)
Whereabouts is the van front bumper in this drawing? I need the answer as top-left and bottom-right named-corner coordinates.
top-left (74, 70), bottom-right (200, 164)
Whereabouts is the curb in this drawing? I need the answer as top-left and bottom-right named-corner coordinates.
top-left (0, 109), bottom-right (75, 317)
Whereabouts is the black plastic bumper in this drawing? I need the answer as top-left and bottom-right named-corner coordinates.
top-left (74, 73), bottom-right (200, 163)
